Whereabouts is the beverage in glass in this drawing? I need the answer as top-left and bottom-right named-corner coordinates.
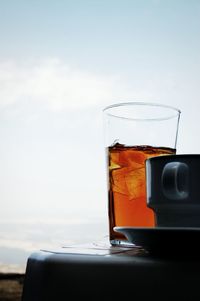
top-left (103, 102), bottom-right (181, 245)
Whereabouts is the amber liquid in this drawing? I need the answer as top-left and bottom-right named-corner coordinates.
top-left (108, 143), bottom-right (176, 244)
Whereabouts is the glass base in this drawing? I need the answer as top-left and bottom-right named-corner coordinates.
top-left (110, 239), bottom-right (136, 248)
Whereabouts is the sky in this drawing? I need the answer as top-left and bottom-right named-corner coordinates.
top-left (0, 0), bottom-right (200, 247)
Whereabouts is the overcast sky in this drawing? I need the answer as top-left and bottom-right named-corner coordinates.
top-left (0, 0), bottom-right (200, 229)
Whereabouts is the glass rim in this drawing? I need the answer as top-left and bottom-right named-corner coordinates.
top-left (103, 101), bottom-right (181, 121)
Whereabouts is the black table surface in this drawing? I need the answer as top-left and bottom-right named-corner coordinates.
top-left (21, 241), bottom-right (200, 300)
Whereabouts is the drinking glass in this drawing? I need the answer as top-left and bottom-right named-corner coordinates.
top-left (103, 102), bottom-right (181, 245)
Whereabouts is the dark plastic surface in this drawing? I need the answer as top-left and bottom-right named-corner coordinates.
top-left (22, 247), bottom-right (200, 300)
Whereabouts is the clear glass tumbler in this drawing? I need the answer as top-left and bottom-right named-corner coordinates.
top-left (103, 102), bottom-right (181, 245)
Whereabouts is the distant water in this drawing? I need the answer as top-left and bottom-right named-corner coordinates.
top-left (0, 220), bottom-right (108, 274)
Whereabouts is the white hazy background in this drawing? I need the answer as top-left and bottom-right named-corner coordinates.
top-left (0, 0), bottom-right (200, 271)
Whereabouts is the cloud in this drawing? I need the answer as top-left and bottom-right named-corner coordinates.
top-left (0, 57), bottom-right (181, 114)
top-left (0, 58), bottom-right (119, 111)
